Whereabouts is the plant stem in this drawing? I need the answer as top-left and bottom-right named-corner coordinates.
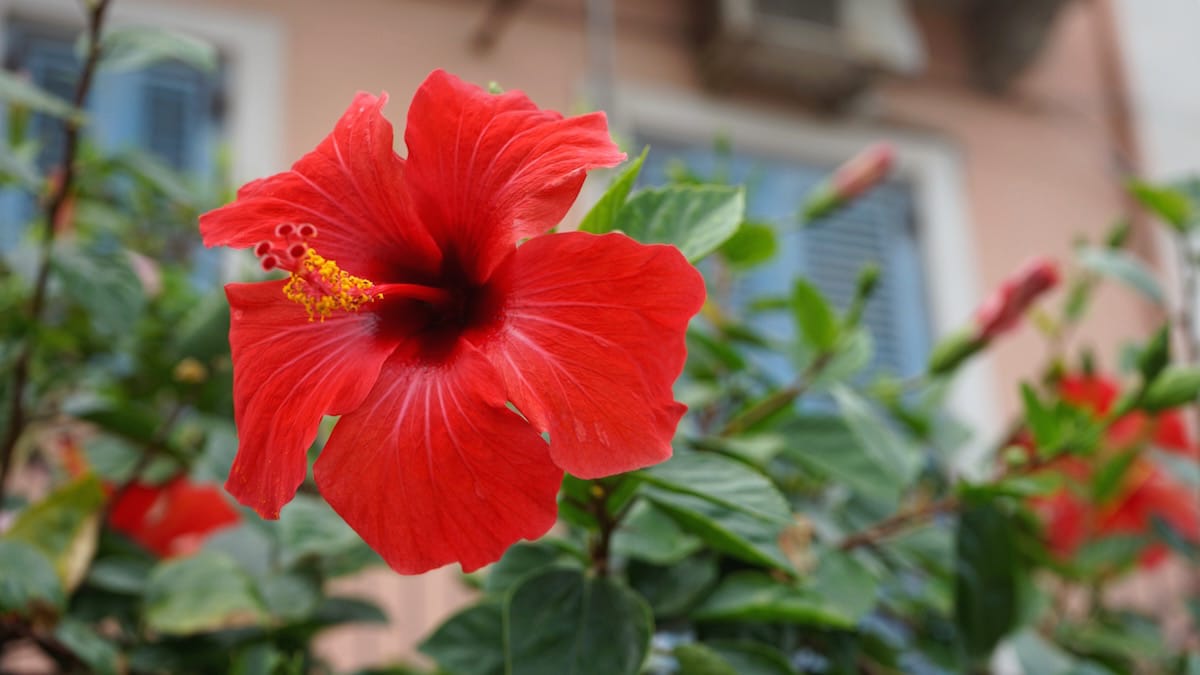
top-left (720, 351), bottom-right (834, 436)
top-left (836, 496), bottom-right (958, 551)
top-left (0, 0), bottom-right (112, 504)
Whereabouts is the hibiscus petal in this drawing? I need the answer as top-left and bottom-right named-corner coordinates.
top-left (200, 92), bottom-right (440, 282)
top-left (225, 281), bottom-right (398, 518)
top-left (483, 231), bottom-right (705, 478)
top-left (314, 342), bottom-right (562, 574)
top-left (403, 69), bottom-right (625, 283)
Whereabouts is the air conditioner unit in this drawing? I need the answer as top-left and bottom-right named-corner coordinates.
top-left (697, 0), bottom-right (925, 103)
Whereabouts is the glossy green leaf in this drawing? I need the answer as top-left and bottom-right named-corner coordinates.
top-left (97, 26), bottom-right (219, 73)
top-left (311, 596), bottom-right (389, 627)
top-left (0, 540), bottom-right (64, 614)
top-left (628, 552), bottom-right (718, 618)
top-left (955, 498), bottom-right (1024, 661)
top-left (833, 386), bottom-right (921, 494)
top-left (615, 185), bottom-right (745, 262)
top-left (719, 221), bottom-right (778, 269)
top-left (640, 452), bottom-right (791, 524)
top-left (6, 474), bottom-right (104, 591)
top-left (144, 551), bottom-right (266, 635)
top-left (578, 147), bottom-right (647, 234)
top-left (792, 278), bottom-right (839, 351)
top-left (0, 70), bottom-right (85, 123)
top-left (259, 572), bottom-right (320, 621)
top-left (693, 571), bottom-right (854, 628)
top-left (1129, 181), bottom-right (1192, 232)
top-left (54, 618), bottom-right (120, 675)
top-left (707, 641), bottom-right (796, 675)
top-left (1141, 365), bottom-right (1200, 411)
top-left (1077, 247), bottom-right (1164, 305)
top-left (612, 501), bottom-right (703, 565)
top-left (778, 415), bottom-right (903, 505)
top-left (504, 568), bottom-right (652, 675)
top-left (51, 243), bottom-right (146, 337)
top-left (675, 643), bottom-right (738, 675)
top-left (483, 541), bottom-right (581, 594)
top-left (421, 600), bottom-right (505, 675)
top-left (809, 551), bottom-right (878, 625)
top-left (645, 489), bottom-right (792, 569)
top-left (85, 555), bottom-right (154, 595)
top-left (278, 494), bottom-right (362, 565)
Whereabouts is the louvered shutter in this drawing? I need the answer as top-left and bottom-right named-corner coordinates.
top-left (636, 140), bottom-right (931, 381)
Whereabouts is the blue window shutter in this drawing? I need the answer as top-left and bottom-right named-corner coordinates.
top-left (636, 139), bottom-right (933, 381)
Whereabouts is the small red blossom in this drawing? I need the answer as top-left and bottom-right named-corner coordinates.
top-left (108, 478), bottom-right (241, 558)
top-left (199, 70), bottom-right (705, 574)
top-left (1032, 373), bottom-right (1200, 568)
top-left (974, 257), bottom-right (1060, 340)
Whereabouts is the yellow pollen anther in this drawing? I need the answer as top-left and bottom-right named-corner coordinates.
top-left (283, 249), bottom-right (382, 321)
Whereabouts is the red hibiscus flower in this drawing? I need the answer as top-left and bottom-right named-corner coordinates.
top-left (1032, 373), bottom-right (1200, 568)
top-left (974, 257), bottom-right (1060, 340)
top-left (199, 70), bottom-right (705, 574)
top-left (109, 478), bottom-right (241, 558)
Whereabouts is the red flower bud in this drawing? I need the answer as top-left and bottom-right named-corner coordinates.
top-left (974, 257), bottom-right (1060, 340)
top-left (831, 143), bottom-right (895, 202)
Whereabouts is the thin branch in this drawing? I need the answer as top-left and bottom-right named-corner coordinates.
top-left (0, 0), bottom-right (113, 503)
top-left (720, 352), bottom-right (834, 436)
top-left (836, 497), bottom-right (958, 551)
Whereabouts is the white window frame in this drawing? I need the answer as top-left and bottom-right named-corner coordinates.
top-left (609, 85), bottom-right (1001, 475)
top-left (0, 0), bottom-right (285, 184)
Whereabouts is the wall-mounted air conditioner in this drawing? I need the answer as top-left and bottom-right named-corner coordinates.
top-left (697, 0), bottom-right (925, 104)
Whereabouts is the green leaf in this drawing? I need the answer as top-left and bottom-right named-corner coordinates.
top-left (615, 185), bottom-right (745, 261)
top-left (1141, 365), bottom-right (1200, 411)
top-left (54, 618), bottom-right (120, 675)
top-left (578, 147), bottom-right (647, 234)
top-left (52, 243), bottom-right (146, 337)
top-left (504, 568), bottom-right (652, 675)
top-left (483, 541), bottom-right (581, 595)
top-left (706, 642), bottom-right (795, 675)
top-left (1129, 181), bottom-right (1192, 232)
top-left (693, 571), bottom-right (855, 628)
top-left (778, 415), bottom-right (904, 506)
top-left (277, 494), bottom-right (362, 565)
top-left (791, 278), bottom-right (839, 351)
top-left (832, 386), bottom-right (921, 493)
top-left (0, 540), bottom-right (64, 614)
top-left (0, 70), bottom-right (86, 123)
top-left (645, 489), bottom-right (791, 569)
top-left (809, 551), bottom-right (878, 625)
top-left (955, 497), bottom-right (1024, 661)
top-left (259, 572), bottom-right (320, 621)
top-left (144, 551), bottom-right (266, 635)
top-left (612, 501), bottom-right (703, 565)
top-left (85, 555), bottom-right (154, 595)
top-left (627, 552), bottom-right (719, 618)
top-left (6, 475), bottom-right (104, 591)
top-left (641, 452), bottom-right (791, 524)
top-left (97, 26), bottom-right (219, 73)
top-left (1077, 247), bottom-right (1164, 305)
top-left (1136, 324), bottom-right (1171, 382)
top-left (719, 221), bottom-right (778, 270)
top-left (311, 596), bottom-right (389, 627)
top-left (675, 643), bottom-right (738, 675)
top-left (421, 600), bottom-right (505, 675)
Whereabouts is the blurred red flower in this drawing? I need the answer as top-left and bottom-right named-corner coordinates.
top-left (1032, 373), bottom-right (1200, 568)
top-left (199, 70), bottom-right (705, 574)
top-left (108, 478), bottom-right (240, 558)
top-left (975, 257), bottom-right (1060, 340)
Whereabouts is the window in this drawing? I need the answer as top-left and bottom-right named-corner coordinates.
top-left (638, 139), bottom-right (933, 383)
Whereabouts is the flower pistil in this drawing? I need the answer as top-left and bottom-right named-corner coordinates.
top-left (255, 223), bottom-right (382, 321)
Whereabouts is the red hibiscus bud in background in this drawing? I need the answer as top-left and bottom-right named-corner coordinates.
top-left (974, 257), bottom-right (1060, 340)
top-left (801, 143), bottom-right (895, 221)
top-left (108, 477), bottom-right (241, 558)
